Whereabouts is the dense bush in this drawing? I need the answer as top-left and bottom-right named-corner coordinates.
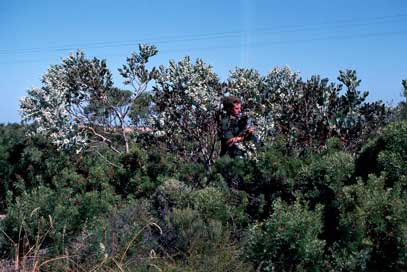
top-left (0, 124), bottom-right (68, 212)
top-left (116, 146), bottom-right (178, 197)
top-left (71, 198), bottom-right (157, 269)
top-left (332, 175), bottom-right (407, 271)
top-left (356, 120), bottom-right (407, 187)
top-left (246, 199), bottom-right (326, 271)
top-left (0, 184), bottom-right (118, 257)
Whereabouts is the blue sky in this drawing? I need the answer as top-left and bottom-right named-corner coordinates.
top-left (1, 0), bottom-right (406, 123)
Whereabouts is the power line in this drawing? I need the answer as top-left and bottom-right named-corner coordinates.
top-left (0, 29), bottom-right (405, 65)
top-left (0, 13), bottom-right (406, 55)
top-left (159, 30), bottom-right (407, 54)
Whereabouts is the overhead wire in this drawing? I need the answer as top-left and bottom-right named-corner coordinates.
top-left (0, 29), bottom-right (405, 65)
top-left (0, 14), bottom-right (405, 65)
top-left (0, 13), bottom-right (406, 55)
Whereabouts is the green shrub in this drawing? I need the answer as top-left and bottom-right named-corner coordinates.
top-left (253, 142), bottom-right (303, 217)
top-left (356, 121), bottom-right (407, 187)
top-left (0, 124), bottom-right (70, 211)
top-left (293, 149), bottom-right (354, 247)
top-left (377, 121), bottom-right (407, 187)
top-left (66, 198), bottom-right (157, 270)
top-left (189, 187), bottom-right (230, 223)
top-left (152, 183), bottom-right (236, 262)
top-left (333, 175), bottom-right (407, 271)
top-left (163, 207), bottom-right (226, 256)
top-left (209, 147), bottom-right (297, 221)
top-left (246, 198), bottom-right (325, 271)
top-left (117, 147), bottom-right (177, 197)
top-left (254, 141), bottom-right (302, 194)
top-left (151, 178), bottom-right (191, 219)
top-left (209, 156), bottom-right (250, 190)
top-left (176, 162), bottom-right (207, 188)
top-left (0, 184), bottom-right (119, 257)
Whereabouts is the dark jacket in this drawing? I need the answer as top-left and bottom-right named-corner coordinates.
top-left (219, 114), bottom-right (248, 157)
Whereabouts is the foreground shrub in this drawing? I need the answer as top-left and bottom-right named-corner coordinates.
top-left (332, 175), bottom-right (407, 271)
top-left (0, 185), bottom-right (118, 258)
top-left (163, 207), bottom-right (225, 256)
top-left (246, 198), bottom-right (325, 271)
top-left (64, 198), bottom-right (159, 270)
top-left (153, 182), bottom-right (231, 255)
top-left (0, 124), bottom-right (70, 212)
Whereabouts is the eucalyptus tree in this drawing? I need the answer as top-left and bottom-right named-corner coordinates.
top-left (260, 67), bottom-right (388, 153)
top-left (151, 56), bottom-right (222, 167)
top-left (20, 44), bottom-right (158, 155)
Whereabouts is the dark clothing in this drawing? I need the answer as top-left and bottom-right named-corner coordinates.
top-left (219, 114), bottom-right (248, 157)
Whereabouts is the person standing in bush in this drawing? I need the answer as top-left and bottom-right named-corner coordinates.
top-left (219, 96), bottom-right (256, 158)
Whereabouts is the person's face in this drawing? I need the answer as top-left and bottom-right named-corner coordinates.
top-left (229, 103), bottom-right (241, 117)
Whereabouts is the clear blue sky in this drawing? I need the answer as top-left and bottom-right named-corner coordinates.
top-left (1, 0), bottom-right (406, 123)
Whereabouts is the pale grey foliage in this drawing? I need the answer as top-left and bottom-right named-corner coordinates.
top-left (20, 44), bottom-right (386, 158)
top-left (20, 44), bottom-right (158, 154)
top-left (151, 56), bottom-right (222, 166)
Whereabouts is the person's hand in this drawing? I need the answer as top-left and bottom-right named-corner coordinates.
top-left (226, 136), bottom-right (243, 147)
top-left (241, 128), bottom-right (254, 140)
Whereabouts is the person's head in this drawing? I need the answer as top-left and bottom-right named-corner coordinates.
top-left (223, 96), bottom-right (241, 117)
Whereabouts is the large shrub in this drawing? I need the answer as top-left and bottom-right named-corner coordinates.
top-left (0, 184), bottom-right (118, 257)
top-left (246, 199), bottom-right (326, 271)
top-left (356, 120), bottom-right (407, 187)
top-left (115, 146), bottom-right (177, 197)
top-left (332, 175), bottom-right (407, 271)
top-left (151, 56), bottom-right (222, 167)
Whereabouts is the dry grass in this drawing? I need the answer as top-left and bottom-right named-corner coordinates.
top-left (0, 213), bottom-right (166, 272)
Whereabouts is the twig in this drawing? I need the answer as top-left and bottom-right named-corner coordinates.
top-left (111, 257), bottom-right (125, 272)
top-left (94, 150), bottom-right (122, 169)
top-left (149, 263), bottom-right (163, 272)
top-left (86, 126), bottom-right (121, 154)
top-left (37, 255), bottom-right (86, 271)
top-left (0, 229), bottom-right (16, 245)
top-left (89, 255), bottom-right (109, 272)
top-left (15, 216), bottom-right (25, 272)
top-left (119, 226), bottom-right (147, 265)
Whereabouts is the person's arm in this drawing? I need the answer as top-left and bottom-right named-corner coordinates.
top-left (225, 127), bottom-right (254, 147)
top-left (225, 135), bottom-right (244, 147)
